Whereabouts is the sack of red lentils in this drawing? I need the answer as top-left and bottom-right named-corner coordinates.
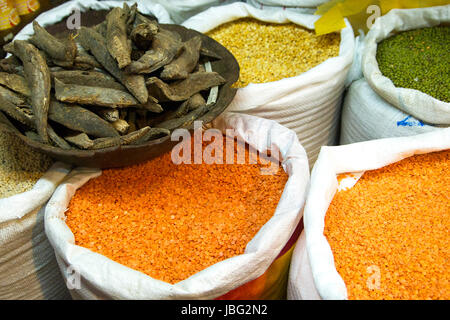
top-left (0, 126), bottom-right (72, 299)
top-left (287, 128), bottom-right (450, 300)
top-left (362, 5), bottom-right (450, 126)
top-left (44, 113), bottom-right (310, 300)
top-left (182, 2), bottom-right (355, 168)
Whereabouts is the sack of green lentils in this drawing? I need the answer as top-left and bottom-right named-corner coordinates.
top-left (362, 5), bottom-right (450, 126)
top-left (0, 128), bottom-right (72, 299)
top-left (44, 113), bottom-right (310, 300)
top-left (287, 128), bottom-right (450, 300)
top-left (182, 2), bottom-right (355, 168)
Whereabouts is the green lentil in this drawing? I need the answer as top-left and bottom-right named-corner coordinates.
top-left (206, 18), bottom-right (341, 88)
top-left (376, 26), bottom-right (450, 102)
top-left (0, 131), bottom-right (53, 199)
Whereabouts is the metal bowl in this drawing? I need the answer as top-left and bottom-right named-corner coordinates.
top-left (0, 10), bottom-right (239, 168)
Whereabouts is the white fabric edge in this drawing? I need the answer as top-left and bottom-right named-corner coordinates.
top-left (0, 162), bottom-right (72, 223)
top-left (362, 5), bottom-right (450, 125)
top-left (303, 128), bottom-right (450, 299)
top-left (250, 0), bottom-right (328, 8)
top-left (45, 113), bottom-right (310, 299)
top-left (13, 0), bottom-right (172, 41)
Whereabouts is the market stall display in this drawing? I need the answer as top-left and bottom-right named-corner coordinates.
top-left (0, 1), bottom-right (239, 168)
top-left (44, 112), bottom-right (310, 300)
top-left (287, 129), bottom-right (450, 300)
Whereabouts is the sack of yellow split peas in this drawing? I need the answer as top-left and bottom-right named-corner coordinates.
top-left (182, 2), bottom-right (356, 168)
top-left (340, 5), bottom-right (450, 145)
top-left (44, 112), bottom-right (310, 299)
top-left (288, 128), bottom-right (450, 300)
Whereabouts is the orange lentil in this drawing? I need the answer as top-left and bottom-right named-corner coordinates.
top-left (65, 136), bottom-right (288, 284)
top-left (324, 150), bottom-right (450, 300)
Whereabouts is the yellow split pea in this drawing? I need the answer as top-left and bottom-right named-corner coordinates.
top-left (207, 18), bottom-right (341, 87)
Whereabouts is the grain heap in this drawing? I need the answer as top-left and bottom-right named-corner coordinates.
top-left (206, 18), bottom-right (341, 88)
top-left (0, 131), bottom-right (52, 198)
top-left (376, 26), bottom-right (449, 103)
top-left (324, 150), bottom-right (450, 300)
top-left (66, 136), bottom-right (288, 284)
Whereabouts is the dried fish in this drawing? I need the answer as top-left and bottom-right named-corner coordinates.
top-left (131, 127), bottom-right (170, 145)
top-left (186, 93), bottom-right (206, 111)
top-left (155, 104), bottom-right (208, 131)
top-left (48, 100), bottom-right (119, 138)
top-left (73, 48), bottom-right (102, 70)
top-left (9, 40), bottom-right (51, 142)
top-left (29, 21), bottom-right (77, 66)
top-left (200, 47), bottom-right (222, 61)
top-left (146, 71), bottom-right (226, 102)
top-left (111, 119), bottom-right (130, 134)
top-left (78, 27), bottom-right (148, 104)
top-left (161, 36), bottom-right (202, 80)
top-left (106, 7), bottom-right (132, 69)
top-left (97, 108), bottom-right (120, 122)
top-left (0, 94), bottom-right (34, 127)
top-left (130, 19), bottom-right (158, 50)
top-left (124, 3), bottom-right (138, 33)
top-left (140, 101), bottom-right (163, 113)
top-left (47, 124), bottom-right (72, 149)
top-left (54, 78), bottom-right (138, 108)
top-left (0, 72), bottom-right (31, 97)
top-left (0, 56), bottom-right (23, 74)
top-left (0, 85), bottom-right (28, 106)
top-left (52, 70), bottom-right (126, 91)
top-left (65, 132), bottom-right (94, 149)
top-left (89, 126), bottom-right (151, 149)
top-left (93, 21), bottom-right (107, 38)
top-left (125, 28), bottom-right (182, 74)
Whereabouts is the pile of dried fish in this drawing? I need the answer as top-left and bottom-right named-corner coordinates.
top-left (0, 3), bottom-right (226, 151)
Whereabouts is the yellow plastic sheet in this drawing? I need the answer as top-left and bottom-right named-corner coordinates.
top-left (314, 0), bottom-right (450, 35)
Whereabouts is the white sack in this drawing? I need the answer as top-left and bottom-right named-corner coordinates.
top-left (147, 0), bottom-right (239, 24)
top-left (183, 2), bottom-right (355, 168)
top-left (0, 162), bottom-right (72, 300)
top-left (287, 128), bottom-right (450, 300)
top-left (45, 113), bottom-right (310, 300)
top-left (362, 5), bottom-right (450, 125)
top-left (247, 0), bottom-right (328, 8)
top-left (340, 79), bottom-right (446, 145)
top-left (13, 0), bottom-right (172, 41)
top-left (246, 0), bottom-right (316, 13)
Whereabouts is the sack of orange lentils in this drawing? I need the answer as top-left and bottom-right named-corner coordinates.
top-left (287, 128), bottom-right (450, 300)
top-left (44, 112), bottom-right (310, 300)
top-left (182, 2), bottom-right (355, 168)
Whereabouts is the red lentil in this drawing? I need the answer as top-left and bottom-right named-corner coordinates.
top-left (324, 150), bottom-right (450, 300)
top-left (66, 136), bottom-right (288, 284)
